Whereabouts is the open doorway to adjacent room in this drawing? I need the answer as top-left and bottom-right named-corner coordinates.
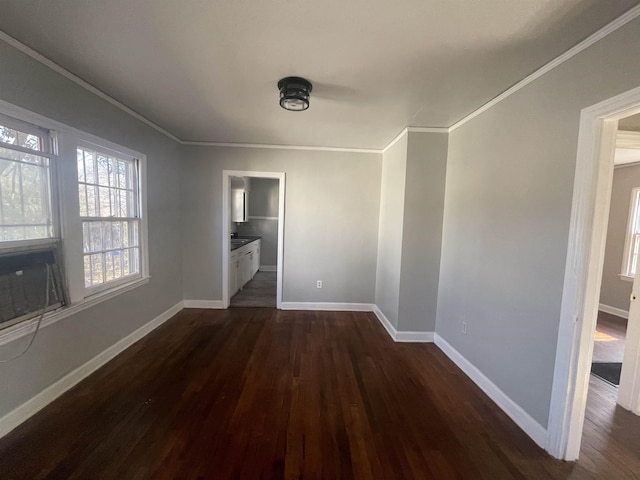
top-left (550, 88), bottom-right (640, 463)
top-left (222, 171), bottom-right (285, 309)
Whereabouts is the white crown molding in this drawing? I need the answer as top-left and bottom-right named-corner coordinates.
top-left (617, 130), bottom-right (640, 149)
top-left (449, 4), bottom-right (640, 133)
top-left (3, 3), bottom-right (639, 152)
top-left (382, 128), bottom-right (408, 154)
top-left (0, 30), bottom-right (182, 144)
top-left (182, 140), bottom-right (381, 154)
top-left (406, 126), bottom-right (449, 134)
top-left (0, 301), bottom-right (183, 439)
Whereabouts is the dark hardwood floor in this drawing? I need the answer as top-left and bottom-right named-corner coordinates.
top-left (0, 308), bottom-right (637, 479)
top-left (578, 311), bottom-right (640, 478)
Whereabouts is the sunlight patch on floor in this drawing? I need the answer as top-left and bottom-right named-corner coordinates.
top-left (594, 330), bottom-right (617, 342)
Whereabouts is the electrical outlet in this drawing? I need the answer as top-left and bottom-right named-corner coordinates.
top-left (461, 321), bottom-right (468, 334)
top-left (317, 280), bottom-right (323, 289)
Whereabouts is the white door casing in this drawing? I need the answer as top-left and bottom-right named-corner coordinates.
top-left (548, 85), bottom-right (640, 460)
top-left (222, 170), bottom-right (285, 309)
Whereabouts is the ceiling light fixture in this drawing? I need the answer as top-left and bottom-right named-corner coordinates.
top-left (278, 77), bottom-right (313, 111)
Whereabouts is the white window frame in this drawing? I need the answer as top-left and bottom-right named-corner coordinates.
top-left (75, 139), bottom-right (143, 295)
top-left (58, 134), bottom-right (149, 303)
top-left (0, 100), bottom-right (150, 346)
top-left (620, 187), bottom-right (640, 282)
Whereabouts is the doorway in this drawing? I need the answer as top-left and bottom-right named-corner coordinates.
top-left (222, 170), bottom-right (285, 309)
top-left (548, 86), bottom-right (640, 460)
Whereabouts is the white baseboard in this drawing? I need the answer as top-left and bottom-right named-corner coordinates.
top-left (373, 306), bottom-right (434, 343)
top-left (434, 333), bottom-right (548, 450)
top-left (0, 301), bottom-right (184, 439)
top-left (598, 303), bottom-right (629, 319)
top-left (280, 302), bottom-right (374, 312)
top-left (183, 300), bottom-right (225, 309)
top-left (259, 265), bottom-right (277, 272)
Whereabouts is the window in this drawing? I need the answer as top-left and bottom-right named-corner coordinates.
top-left (0, 103), bottom-right (148, 337)
top-left (77, 145), bottom-right (141, 291)
top-left (0, 115), bottom-right (54, 243)
top-left (622, 187), bottom-right (640, 279)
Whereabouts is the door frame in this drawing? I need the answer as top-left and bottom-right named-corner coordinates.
top-left (222, 170), bottom-right (285, 309)
top-left (548, 85), bottom-right (640, 460)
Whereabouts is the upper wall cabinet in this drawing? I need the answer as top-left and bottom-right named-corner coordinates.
top-left (231, 176), bottom-right (250, 223)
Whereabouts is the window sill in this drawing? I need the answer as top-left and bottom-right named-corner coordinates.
top-left (0, 276), bottom-right (150, 347)
top-left (619, 274), bottom-right (634, 283)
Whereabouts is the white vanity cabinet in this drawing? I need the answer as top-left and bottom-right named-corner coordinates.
top-left (229, 239), bottom-right (261, 298)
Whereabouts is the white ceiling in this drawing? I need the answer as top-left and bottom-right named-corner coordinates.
top-left (0, 0), bottom-right (637, 149)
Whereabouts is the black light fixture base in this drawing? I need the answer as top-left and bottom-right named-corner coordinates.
top-left (278, 77), bottom-right (313, 111)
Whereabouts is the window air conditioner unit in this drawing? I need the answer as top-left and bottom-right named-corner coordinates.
top-left (0, 248), bottom-right (66, 331)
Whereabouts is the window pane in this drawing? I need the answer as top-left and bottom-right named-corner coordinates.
top-left (77, 148), bottom-right (85, 182)
top-left (79, 186), bottom-right (87, 217)
top-left (0, 124), bottom-right (43, 152)
top-left (103, 220), bottom-right (113, 250)
top-left (111, 221), bottom-right (122, 248)
top-left (84, 150), bottom-right (95, 183)
top-left (86, 185), bottom-right (97, 217)
top-left (82, 222), bottom-right (90, 253)
top-left (89, 222), bottom-right (102, 252)
top-left (97, 154), bottom-right (110, 186)
top-left (98, 186), bottom-right (111, 216)
top-left (105, 251), bottom-right (116, 282)
top-left (0, 150), bottom-right (51, 243)
top-left (90, 253), bottom-right (103, 285)
top-left (84, 255), bottom-right (93, 286)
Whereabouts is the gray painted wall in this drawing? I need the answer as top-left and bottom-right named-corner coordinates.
top-left (599, 164), bottom-right (640, 312)
top-left (436, 17), bottom-right (640, 427)
top-left (375, 136), bottom-right (407, 328)
top-left (238, 178), bottom-right (279, 266)
top-left (398, 132), bottom-right (448, 332)
top-left (181, 147), bottom-right (381, 303)
top-left (0, 41), bottom-right (183, 418)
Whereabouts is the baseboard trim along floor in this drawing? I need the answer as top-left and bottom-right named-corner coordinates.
top-left (0, 301), bottom-right (184, 439)
top-left (372, 306), bottom-right (435, 343)
top-left (434, 333), bottom-right (548, 450)
top-left (183, 300), bottom-right (225, 309)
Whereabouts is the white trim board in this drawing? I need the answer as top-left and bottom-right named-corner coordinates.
top-left (0, 301), bottom-right (184, 439)
top-left (259, 265), bottom-right (277, 272)
top-left (548, 86), bottom-right (640, 461)
top-left (182, 140), bottom-right (380, 154)
top-left (434, 334), bottom-right (548, 450)
top-left (3, 4), bottom-right (640, 152)
top-left (223, 170), bottom-right (285, 310)
top-left (0, 30), bottom-right (181, 143)
top-left (280, 302), bottom-right (374, 312)
top-left (598, 303), bottom-right (630, 319)
top-left (0, 277), bottom-right (150, 347)
top-left (449, 5), bottom-right (640, 132)
top-left (382, 127), bottom-right (448, 153)
top-left (372, 306), bottom-right (435, 343)
top-left (183, 300), bottom-right (225, 309)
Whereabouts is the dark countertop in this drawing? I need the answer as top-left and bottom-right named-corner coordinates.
top-left (230, 236), bottom-right (261, 251)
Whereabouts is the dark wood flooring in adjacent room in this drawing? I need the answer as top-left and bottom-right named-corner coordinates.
top-left (230, 271), bottom-right (277, 307)
top-left (578, 311), bottom-right (640, 478)
top-left (0, 308), bottom-right (636, 479)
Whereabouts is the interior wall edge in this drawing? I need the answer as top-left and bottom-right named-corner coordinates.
top-left (434, 333), bottom-right (549, 452)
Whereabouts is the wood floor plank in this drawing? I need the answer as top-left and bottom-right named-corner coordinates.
top-left (0, 308), bottom-right (638, 479)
